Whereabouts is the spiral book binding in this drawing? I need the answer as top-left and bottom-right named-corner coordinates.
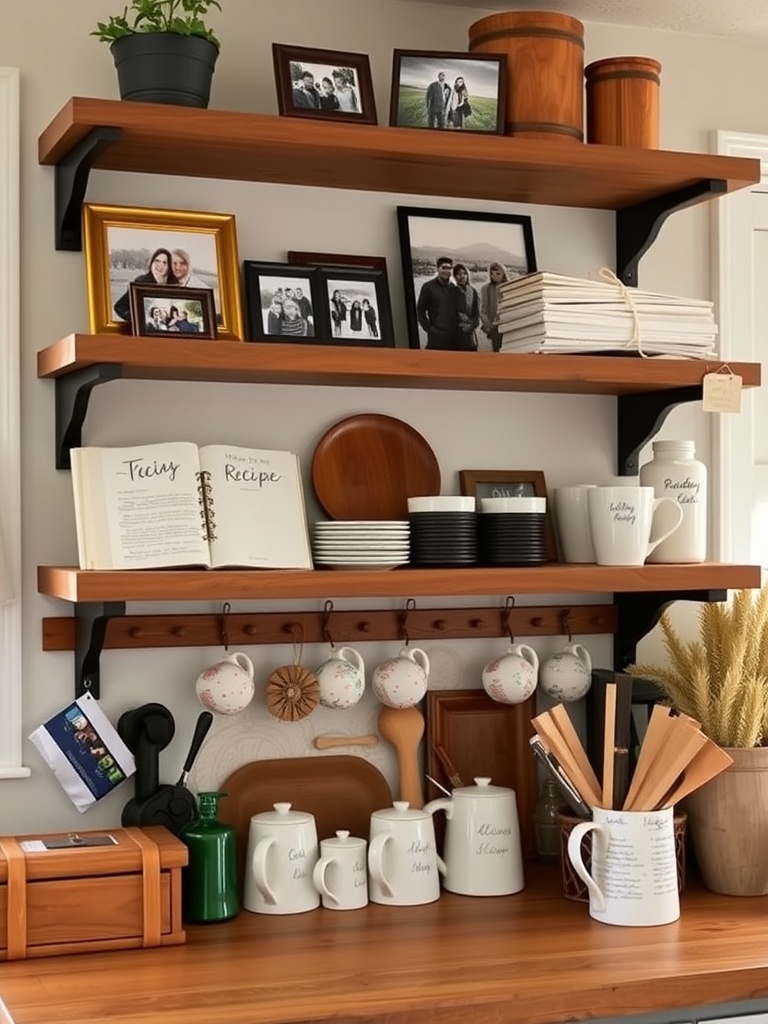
top-left (196, 470), bottom-right (217, 542)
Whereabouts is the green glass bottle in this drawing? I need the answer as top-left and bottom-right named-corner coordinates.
top-left (178, 791), bottom-right (239, 923)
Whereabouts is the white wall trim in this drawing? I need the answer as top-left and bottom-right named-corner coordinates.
top-left (711, 129), bottom-right (768, 566)
top-left (0, 67), bottom-right (28, 777)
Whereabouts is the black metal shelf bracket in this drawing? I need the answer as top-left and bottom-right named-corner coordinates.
top-left (612, 589), bottom-right (726, 671)
top-left (54, 125), bottom-right (122, 251)
top-left (75, 602), bottom-right (126, 700)
top-left (617, 385), bottom-right (702, 476)
top-left (55, 363), bottom-right (123, 469)
top-left (615, 178), bottom-right (728, 287)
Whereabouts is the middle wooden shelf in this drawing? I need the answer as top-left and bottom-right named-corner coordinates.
top-left (38, 563), bottom-right (761, 603)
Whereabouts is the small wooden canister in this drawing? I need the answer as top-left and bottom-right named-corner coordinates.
top-left (468, 10), bottom-right (585, 142)
top-left (585, 56), bottom-right (661, 148)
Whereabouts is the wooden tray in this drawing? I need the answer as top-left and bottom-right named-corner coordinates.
top-left (311, 413), bottom-right (441, 521)
top-left (217, 755), bottom-right (392, 882)
top-left (426, 689), bottom-right (538, 859)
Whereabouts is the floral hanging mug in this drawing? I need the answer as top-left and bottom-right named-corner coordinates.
top-left (482, 643), bottom-right (538, 705)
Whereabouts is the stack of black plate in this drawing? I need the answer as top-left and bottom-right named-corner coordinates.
top-left (478, 497), bottom-right (547, 566)
top-left (408, 497), bottom-right (478, 567)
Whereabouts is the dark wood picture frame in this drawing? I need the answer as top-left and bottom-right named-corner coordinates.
top-left (315, 266), bottom-right (395, 348)
top-left (397, 206), bottom-right (537, 351)
top-left (389, 49), bottom-right (506, 135)
top-left (242, 261), bottom-right (325, 344)
top-left (128, 283), bottom-right (217, 339)
top-left (272, 43), bottom-right (377, 124)
top-left (288, 250), bottom-right (388, 272)
top-left (459, 469), bottom-right (558, 561)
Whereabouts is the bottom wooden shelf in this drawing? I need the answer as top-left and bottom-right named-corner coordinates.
top-left (37, 563), bottom-right (762, 603)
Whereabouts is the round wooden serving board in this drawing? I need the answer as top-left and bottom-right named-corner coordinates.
top-left (311, 413), bottom-right (441, 521)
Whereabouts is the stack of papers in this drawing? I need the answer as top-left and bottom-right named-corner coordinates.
top-left (495, 272), bottom-right (718, 358)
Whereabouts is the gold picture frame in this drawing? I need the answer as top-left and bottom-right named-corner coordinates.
top-left (459, 468), bottom-right (558, 561)
top-left (82, 203), bottom-right (244, 340)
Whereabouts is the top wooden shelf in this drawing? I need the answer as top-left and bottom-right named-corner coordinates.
top-left (37, 335), bottom-right (762, 396)
top-left (38, 97), bottom-right (761, 211)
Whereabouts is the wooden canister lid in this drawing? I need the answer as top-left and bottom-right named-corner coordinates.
top-left (585, 56), bottom-right (662, 84)
top-left (468, 9), bottom-right (585, 48)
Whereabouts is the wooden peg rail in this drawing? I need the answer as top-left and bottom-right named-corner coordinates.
top-left (43, 603), bottom-right (616, 652)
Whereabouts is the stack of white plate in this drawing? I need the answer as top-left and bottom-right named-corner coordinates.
top-left (312, 521), bottom-right (410, 571)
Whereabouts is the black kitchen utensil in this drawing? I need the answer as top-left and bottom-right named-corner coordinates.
top-left (118, 705), bottom-right (213, 835)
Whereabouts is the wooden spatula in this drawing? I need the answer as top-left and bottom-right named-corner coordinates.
top-left (622, 704), bottom-right (672, 810)
top-left (378, 705), bottom-right (425, 808)
top-left (660, 739), bottom-right (734, 808)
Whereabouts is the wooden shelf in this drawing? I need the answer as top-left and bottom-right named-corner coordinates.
top-left (39, 97), bottom-right (760, 210)
top-left (38, 563), bottom-right (761, 604)
top-left (37, 335), bottom-right (762, 395)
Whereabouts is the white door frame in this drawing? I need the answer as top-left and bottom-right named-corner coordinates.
top-left (711, 130), bottom-right (768, 569)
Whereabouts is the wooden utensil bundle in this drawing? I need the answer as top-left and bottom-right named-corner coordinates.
top-left (532, 696), bottom-right (734, 813)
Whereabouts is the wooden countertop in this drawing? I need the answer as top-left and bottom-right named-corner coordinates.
top-left (2, 865), bottom-right (768, 1024)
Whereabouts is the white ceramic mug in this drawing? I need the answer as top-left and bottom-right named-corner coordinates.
top-left (567, 806), bottom-right (679, 927)
top-left (587, 486), bottom-right (684, 566)
top-left (371, 647), bottom-right (430, 708)
top-left (368, 801), bottom-right (443, 906)
top-left (540, 642), bottom-right (592, 702)
top-left (315, 646), bottom-right (366, 709)
top-left (312, 830), bottom-right (368, 910)
top-left (195, 651), bottom-right (255, 716)
top-left (481, 643), bottom-right (539, 704)
top-left (243, 803), bottom-right (319, 915)
top-left (424, 777), bottom-right (524, 896)
top-left (553, 485), bottom-right (597, 563)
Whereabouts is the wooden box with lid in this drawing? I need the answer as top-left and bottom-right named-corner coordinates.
top-left (0, 825), bottom-right (187, 960)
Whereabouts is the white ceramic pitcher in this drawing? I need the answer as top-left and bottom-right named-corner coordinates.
top-left (367, 801), bottom-right (444, 905)
top-left (424, 777), bottom-right (524, 896)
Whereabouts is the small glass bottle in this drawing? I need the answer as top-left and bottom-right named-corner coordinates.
top-left (178, 790), bottom-right (239, 923)
top-left (533, 778), bottom-right (561, 865)
top-left (640, 439), bottom-right (707, 563)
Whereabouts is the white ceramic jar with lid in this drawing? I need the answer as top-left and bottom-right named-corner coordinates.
top-left (639, 439), bottom-right (707, 563)
top-left (243, 803), bottom-right (319, 915)
top-left (424, 777), bottom-right (524, 896)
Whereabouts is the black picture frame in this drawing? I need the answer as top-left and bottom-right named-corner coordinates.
top-left (272, 43), bottom-right (377, 125)
top-left (243, 261), bottom-right (324, 344)
top-left (316, 266), bottom-right (395, 348)
top-left (397, 206), bottom-right (537, 351)
top-left (287, 250), bottom-right (388, 272)
top-left (128, 284), bottom-right (217, 339)
top-left (389, 50), bottom-right (506, 135)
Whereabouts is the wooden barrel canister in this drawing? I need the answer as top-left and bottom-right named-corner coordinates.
top-left (585, 56), bottom-right (661, 148)
top-left (468, 10), bottom-right (585, 142)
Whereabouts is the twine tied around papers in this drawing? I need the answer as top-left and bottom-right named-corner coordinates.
top-left (592, 267), bottom-right (648, 358)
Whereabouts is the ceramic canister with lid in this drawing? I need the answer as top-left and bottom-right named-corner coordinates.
top-left (368, 801), bottom-right (443, 906)
top-left (243, 802), bottom-right (319, 915)
top-left (424, 777), bottom-right (524, 896)
top-left (639, 439), bottom-right (707, 562)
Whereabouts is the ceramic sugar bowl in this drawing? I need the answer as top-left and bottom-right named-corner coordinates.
top-left (371, 647), bottom-right (430, 708)
top-left (481, 643), bottom-right (538, 705)
top-left (315, 646), bottom-right (366, 709)
top-left (540, 642), bottom-right (592, 702)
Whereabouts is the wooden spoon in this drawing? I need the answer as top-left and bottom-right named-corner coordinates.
top-left (378, 705), bottom-right (425, 808)
top-left (314, 734), bottom-right (379, 750)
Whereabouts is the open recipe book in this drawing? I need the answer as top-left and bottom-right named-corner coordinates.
top-left (71, 442), bottom-right (313, 570)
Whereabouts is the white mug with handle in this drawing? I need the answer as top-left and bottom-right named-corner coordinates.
top-left (587, 486), bottom-right (684, 566)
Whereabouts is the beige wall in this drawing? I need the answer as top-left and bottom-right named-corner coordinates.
top-left (0, 0), bottom-right (765, 832)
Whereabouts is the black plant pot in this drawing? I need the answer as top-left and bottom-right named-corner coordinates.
top-left (110, 32), bottom-right (218, 108)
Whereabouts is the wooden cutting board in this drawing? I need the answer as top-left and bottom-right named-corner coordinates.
top-left (217, 755), bottom-right (392, 883)
top-left (311, 413), bottom-right (441, 521)
top-left (426, 689), bottom-right (538, 860)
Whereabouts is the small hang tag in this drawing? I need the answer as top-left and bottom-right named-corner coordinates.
top-left (702, 371), bottom-right (742, 413)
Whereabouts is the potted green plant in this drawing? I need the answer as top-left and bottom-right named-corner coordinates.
top-left (628, 585), bottom-right (768, 895)
top-left (92, 0), bottom-right (222, 108)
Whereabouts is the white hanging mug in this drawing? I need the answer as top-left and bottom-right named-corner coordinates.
top-left (481, 643), bottom-right (538, 704)
top-left (371, 647), bottom-right (430, 708)
top-left (195, 651), bottom-right (255, 715)
top-left (540, 642), bottom-right (592, 702)
top-left (315, 646), bottom-right (366, 709)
